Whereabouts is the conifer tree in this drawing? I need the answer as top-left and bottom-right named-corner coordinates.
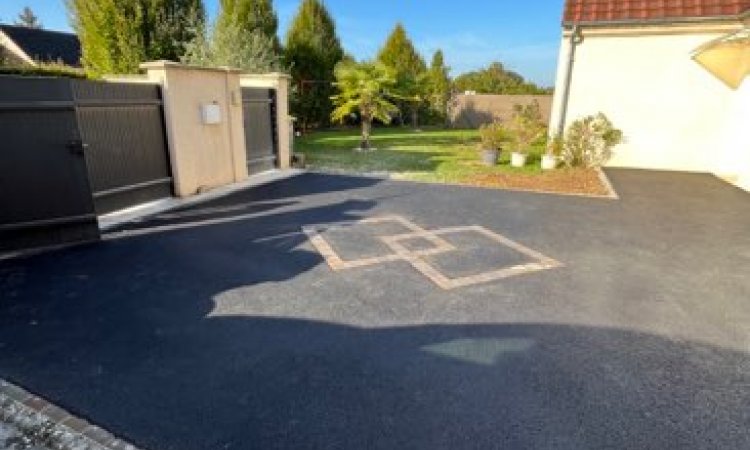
top-left (216, 0), bottom-right (280, 50)
top-left (426, 50), bottom-right (451, 122)
top-left (377, 23), bottom-right (426, 127)
top-left (285, 0), bottom-right (343, 130)
top-left (67, 0), bottom-right (204, 78)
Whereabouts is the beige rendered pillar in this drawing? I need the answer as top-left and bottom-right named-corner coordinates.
top-left (141, 61), bottom-right (248, 197)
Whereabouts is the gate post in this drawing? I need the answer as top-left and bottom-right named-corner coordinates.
top-left (140, 61), bottom-right (248, 197)
top-left (239, 73), bottom-right (293, 169)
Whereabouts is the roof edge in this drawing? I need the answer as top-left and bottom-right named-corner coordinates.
top-left (563, 13), bottom-right (746, 28)
top-left (0, 24), bottom-right (77, 38)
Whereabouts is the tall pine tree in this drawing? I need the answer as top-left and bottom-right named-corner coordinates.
top-left (68, 0), bottom-right (204, 78)
top-left (285, 0), bottom-right (343, 130)
top-left (426, 50), bottom-right (451, 122)
top-left (377, 23), bottom-right (426, 126)
top-left (377, 24), bottom-right (426, 80)
top-left (216, 0), bottom-right (280, 50)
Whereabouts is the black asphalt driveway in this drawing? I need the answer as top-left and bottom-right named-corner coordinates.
top-left (1, 169), bottom-right (749, 449)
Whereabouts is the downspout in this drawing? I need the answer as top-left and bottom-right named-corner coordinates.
top-left (556, 25), bottom-right (584, 137)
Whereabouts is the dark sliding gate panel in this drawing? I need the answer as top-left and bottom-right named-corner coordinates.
top-left (0, 77), bottom-right (99, 252)
top-left (73, 80), bottom-right (172, 214)
top-left (242, 88), bottom-right (278, 174)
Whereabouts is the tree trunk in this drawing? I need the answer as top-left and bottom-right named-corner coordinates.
top-left (412, 108), bottom-right (419, 130)
top-left (361, 118), bottom-right (371, 150)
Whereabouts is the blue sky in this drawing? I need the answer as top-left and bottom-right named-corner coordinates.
top-left (0, 0), bottom-right (565, 86)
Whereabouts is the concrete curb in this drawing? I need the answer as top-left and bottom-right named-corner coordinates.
top-left (0, 379), bottom-right (142, 450)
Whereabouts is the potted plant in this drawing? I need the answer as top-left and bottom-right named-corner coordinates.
top-left (509, 102), bottom-right (546, 168)
top-left (478, 122), bottom-right (510, 166)
top-left (542, 135), bottom-right (563, 170)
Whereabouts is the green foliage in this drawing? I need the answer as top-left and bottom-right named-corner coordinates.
top-left (453, 62), bottom-right (552, 95)
top-left (181, 18), bottom-right (282, 72)
top-left (0, 62), bottom-right (86, 78)
top-left (377, 23), bottom-right (426, 80)
top-left (377, 23), bottom-right (427, 126)
top-left (425, 50), bottom-right (451, 122)
top-left (478, 122), bottom-right (512, 151)
top-left (67, 0), bottom-right (204, 78)
top-left (216, 0), bottom-right (280, 49)
top-left (331, 61), bottom-right (399, 149)
top-left (561, 113), bottom-right (623, 168)
top-left (16, 7), bottom-right (42, 28)
top-left (546, 135), bottom-right (564, 157)
top-left (509, 101), bottom-right (547, 154)
top-left (285, 0), bottom-right (343, 130)
top-left (146, 0), bottom-right (206, 62)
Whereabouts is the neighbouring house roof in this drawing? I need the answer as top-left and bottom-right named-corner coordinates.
top-left (0, 24), bottom-right (81, 67)
top-left (563, 0), bottom-right (750, 25)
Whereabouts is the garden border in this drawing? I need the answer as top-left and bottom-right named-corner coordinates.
top-left (306, 168), bottom-right (620, 200)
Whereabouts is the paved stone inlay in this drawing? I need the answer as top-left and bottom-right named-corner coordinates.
top-left (303, 215), bottom-right (562, 289)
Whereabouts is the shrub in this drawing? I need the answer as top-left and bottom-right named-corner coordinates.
top-left (546, 135), bottom-right (564, 156)
top-left (181, 19), bottom-right (282, 73)
top-left (509, 101), bottom-right (546, 154)
top-left (561, 113), bottom-right (623, 168)
top-left (478, 122), bottom-right (511, 151)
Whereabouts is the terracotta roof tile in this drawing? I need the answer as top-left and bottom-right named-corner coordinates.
top-left (564, 0), bottom-right (750, 24)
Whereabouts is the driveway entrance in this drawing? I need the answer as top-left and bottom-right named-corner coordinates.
top-left (1, 170), bottom-right (748, 449)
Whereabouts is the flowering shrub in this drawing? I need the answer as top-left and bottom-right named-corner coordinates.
top-left (561, 113), bottom-right (623, 168)
top-left (509, 101), bottom-right (546, 154)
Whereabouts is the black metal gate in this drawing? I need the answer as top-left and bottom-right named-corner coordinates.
top-left (0, 77), bottom-right (99, 252)
top-left (0, 76), bottom-right (172, 252)
top-left (242, 87), bottom-right (278, 174)
top-left (74, 80), bottom-right (172, 214)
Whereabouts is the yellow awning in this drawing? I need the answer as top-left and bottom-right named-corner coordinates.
top-left (692, 28), bottom-right (750, 90)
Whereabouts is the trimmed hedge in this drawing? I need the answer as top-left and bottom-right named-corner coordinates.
top-left (0, 63), bottom-right (87, 79)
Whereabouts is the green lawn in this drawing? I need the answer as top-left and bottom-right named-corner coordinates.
top-left (295, 127), bottom-right (547, 184)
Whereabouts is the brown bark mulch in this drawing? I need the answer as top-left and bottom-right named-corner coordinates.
top-left (461, 169), bottom-right (612, 197)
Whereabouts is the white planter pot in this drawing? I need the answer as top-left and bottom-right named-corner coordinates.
top-left (541, 154), bottom-right (557, 170)
top-left (511, 152), bottom-right (527, 168)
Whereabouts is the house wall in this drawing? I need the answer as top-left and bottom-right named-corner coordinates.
top-left (550, 22), bottom-right (747, 178)
top-left (728, 79), bottom-right (750, 190)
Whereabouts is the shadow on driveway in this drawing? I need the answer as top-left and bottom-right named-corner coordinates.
top-left (0, 171), bottom-right (749, 449)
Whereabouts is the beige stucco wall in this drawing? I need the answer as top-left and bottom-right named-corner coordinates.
top-left (550, 22), bottom-right (748, 181)
top-left (141, 61), bottom-right (248, 197)
top-left (240, 73), bottom-right (292, 169)
top-left (449, 94), bottom-right (553, 128)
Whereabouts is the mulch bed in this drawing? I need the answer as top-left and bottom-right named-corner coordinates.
top-left (458, 169), bottom-right (612, 197)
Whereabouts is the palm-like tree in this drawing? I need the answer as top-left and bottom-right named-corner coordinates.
top-left (331, 61), bottom-right (399, 150)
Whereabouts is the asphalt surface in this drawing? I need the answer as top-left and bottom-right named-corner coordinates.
top-left (1, 169), bottom-right (749, 450)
